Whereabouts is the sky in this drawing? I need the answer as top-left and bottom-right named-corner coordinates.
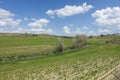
top-left (0, 0), bottom-right (120, 36)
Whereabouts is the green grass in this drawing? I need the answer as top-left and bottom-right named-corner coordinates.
top-left (87, 35), bottom-right (119, 45)
top-left (0, 34), bottom-right (120, 80)
top-left (0, 44), bottom-right (120, 79)
top-left (0, 36), bottom-right (72, 57)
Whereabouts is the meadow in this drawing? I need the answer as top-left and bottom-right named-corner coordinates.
top-left (0, 33), bottom-right (120, 80)
top-left (0, 34), bottom-right (72, 58)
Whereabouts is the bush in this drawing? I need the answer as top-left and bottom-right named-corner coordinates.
top-left (100, 34), bottom-right (104, 37)
top-left (55, 38), bottom-right (64, 53)
top-left (72, 34), bottom-right (87, 49)
top-left (106, 37), bottom-right (120, 44)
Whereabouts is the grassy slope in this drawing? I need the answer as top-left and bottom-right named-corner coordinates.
top-left (0, 36), bottom-right (72, 57)
top-left (0, 44), bottom-right (120, 80)
top-left (0, 34), bottom-right (120, 80)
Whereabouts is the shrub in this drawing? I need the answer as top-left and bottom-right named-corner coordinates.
top-left (100, 34), bottom-right (104, 37)
top-left (55, 38), bottom-right (64, 53)
top-left (72, 34), bottom-right (87, 49)
top-left (89, 36), bottom-right (93, 38)
top-left (106, 39), bottom-right (120, 44)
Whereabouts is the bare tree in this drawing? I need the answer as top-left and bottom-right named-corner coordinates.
top-left (72, 34), bottom-right (87, 49)
top-left (55, 38), bottom-right (64, 53)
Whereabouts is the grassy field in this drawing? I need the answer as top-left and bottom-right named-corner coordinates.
top-left (0, 34), bottom-right (72, 57)
top-left (0, 33), bottom-right (120, 80)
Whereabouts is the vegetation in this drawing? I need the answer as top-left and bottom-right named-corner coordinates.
top-left (0, 33), bottom-right (120, 80)
top-left (0, 34), bottom-right (72, 61)
top-left (72, 35), bottom-right (87, 49)
top-left (55, 38), bottom-right (64, 53)
top-left (106, 36), bottom-right (120, 44)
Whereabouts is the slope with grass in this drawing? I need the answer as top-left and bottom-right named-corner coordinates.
top-left (0, 33), bottom-right (72, 58)
top-left (0, 34), bottom-right (120, 80)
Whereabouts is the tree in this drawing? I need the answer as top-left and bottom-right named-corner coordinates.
top-left (72, 34), bottom-right (87, 49)
top-left (55, 38), bottom-right (64, 53)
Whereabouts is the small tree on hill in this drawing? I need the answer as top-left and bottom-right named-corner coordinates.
top-left (72, 34), bottom-right (87, 49)
top-left (55, 38), bottom-right (64, 53)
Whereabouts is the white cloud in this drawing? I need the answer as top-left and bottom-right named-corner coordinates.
top-left (0, 27), bottom-right (25, 33)
top-left (75, 28), bottom-right (98, 36)
top-left (92, 7), bottom-right (120, 28)
top-left (28, 18), bottom-right (49, 28)
top-left (0, 8), bottom-right (21, 27)
top-left (0, 8), bottom-right (14, 19)
top-left (30, 28), bottom-right (53, 34)
top-left (0, 18), bottom-right (21, 27)
top-left (28, 18), bottom-right (52, 34)
top-left (31, 18), bottom-right (37, 21)
top-left (46, 2), bottom-right (93, 18)
top-left (82, 26), bottom-right (88, 30)
top-left (63, 26), bottom-right (71, 34)
top-left (98, 28), bottom-right (110, 34)
top-left (88, 30), bottom-right (96, 36)
top-left (0, 28), bottom-right (3, 31)
top-left (0, 9), bottom-right (53, 34)
top-left (24, 17), bottom-right (28, 21)
top-left (11, 27), bottom-right (28, 33)
top-left (75, 28), bottom-right (86, 35)
top-left (75, 28), bottom-right (80, 34)
top-left (0, 26), bottom-right (52, 34)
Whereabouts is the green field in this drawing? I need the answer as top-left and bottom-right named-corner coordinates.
top-left (0, 34), bottom-right (120, 80)
top-left (0, 34), bottom-right (72, 57)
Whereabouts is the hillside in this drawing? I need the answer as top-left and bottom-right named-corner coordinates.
top-left (0, 33), bottom-right (72, 61)
top-left (0, 33), bottom-right (120, 80)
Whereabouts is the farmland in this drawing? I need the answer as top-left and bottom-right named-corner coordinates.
top-left (0, 33), bottom-right (120, 80)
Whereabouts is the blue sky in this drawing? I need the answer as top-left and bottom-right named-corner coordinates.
top-left (0, 0), bottom-right (120, 36)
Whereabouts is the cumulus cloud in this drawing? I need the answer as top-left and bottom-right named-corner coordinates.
top-left (98, 28), bottom-right (110, 34)
top-left (63, 26), bottom-right (71, 34)
top-left (0, 18), bottom-right (21, 27)
top-left (82, 26), bottom-right (88, 30)
top-left (46, 2), bottom-right (93, 18)
top-left (0, 28), bottom-right (3, 31)
top-left (31, 18), bottom-right (37, 21)
top-left (24, 17), bottom-right (28, 21)
top-left (0, 27), bottom-right (27, 33)
top-left (88, 30), bottom-right (96, 36)
top-left (30, 28), bottom-right (53, 34)
top-left (92, 7), bottom-right (120, 28)
top-left (28, 18), bottom-right (49, 28)
top-left (0, 9), bottom-right (52, 34)
top-left (28, 18), bottom-right (52, 34)
top-left (75, 28), bottom-right (86, 35)
top-left (0, 8), bottom-right (14, 19)
top-left (0, 8), bottom-right (22, 33)
top-left (0, 8), bottom-right (21, 27)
